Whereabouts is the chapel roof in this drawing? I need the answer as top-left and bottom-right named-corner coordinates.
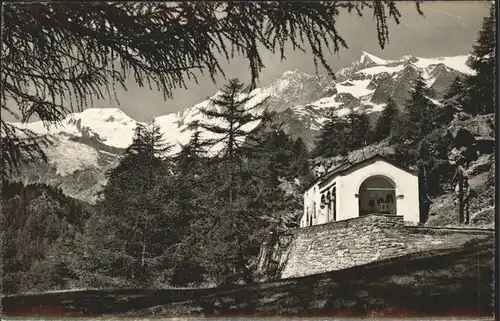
top-left (305, 154), bottom-right (417, 192)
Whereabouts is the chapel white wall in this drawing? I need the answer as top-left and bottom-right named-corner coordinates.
top-left (336, 160), bottom-right (419, 222)
top-left (301, 160), bottom-right (420, 226)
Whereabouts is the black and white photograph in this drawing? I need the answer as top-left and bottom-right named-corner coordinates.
top-left (0, 1), bottom-right (497, 320)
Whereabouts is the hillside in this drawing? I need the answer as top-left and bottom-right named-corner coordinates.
top-left (2, 235), bottom-right (494, 318)
top-left (8, 52), bottom-right (475, 204)
top-left (308, 111), bottom-right (496, 229)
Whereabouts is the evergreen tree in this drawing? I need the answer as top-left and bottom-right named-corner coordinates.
top-left (192, 156), bottom-right (291, 285)
top-left (82, 121), bottom-right (175, 284)
top-left (1, 181), bottom-right (91, 294)
top-left (313, 110), bottom-right (348, 157)
top-left (395, 69), bottom-right (454, 222)
top-left (464, 4), bottom-right (496, 115)
top-left (394, 71), bottom-right (438, 169)
top-left (439, 75), bottom-right (466, 126)
top-left (108, 120), bottom-right (171, 186)
top-left (191, 78), bottom-right (271, 203)
top-left (185, 78), bottom-right (291, 285)
top-left (176, 131), bottom-right (207, 177)
top-left (443, 75), bottom-right (466, 102)
top-left (401, 70), bottom-right (437, 144)
top-left (346, 108), bottom-right (371, 149)
top-left (290, 137), bottom-right (311, 179)
top-left (172, 130), bottom-right (211, 234)
top-left (258, 128), bottom-right (295, 180)
top-left (374, 95), bottom-right (399, 142)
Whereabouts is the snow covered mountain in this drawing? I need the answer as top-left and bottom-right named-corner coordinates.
top-left (9, 52), bottom-right (475, 203)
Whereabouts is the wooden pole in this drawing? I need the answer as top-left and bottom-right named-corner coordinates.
top-left (465, 181), bottom-right (470, 224)
top-left (458, 176), bottom-right (464, 224)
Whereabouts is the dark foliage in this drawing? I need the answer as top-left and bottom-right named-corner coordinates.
top-left (1, 180), bottom-right (93, 294)
top-left (374, 95), bottom-right (399, 142)
top-left (312, 110), bottom-right (349, 158)
top-left (346, 107), bottom-right (372, 149)
top-left (81, 121), bottom-right (177, 286)
top-left (181, 78), bottom-right (293, 285)
top-left (463, 4), bottom-right (496, 115)
top-left (313, 106), bottom-right (372, 158)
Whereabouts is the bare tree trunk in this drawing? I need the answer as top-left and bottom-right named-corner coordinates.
top-left (141, 242), bottom-right (146, 266)
top-left (465, 182), bottom-right (470, 224)
top-left (465, 199), bottom-right (470, 224)
top-left (458, 178), bottom-right (464, 224)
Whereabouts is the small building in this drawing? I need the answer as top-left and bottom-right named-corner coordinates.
top-left (300, 155), bottom-right (420, 227)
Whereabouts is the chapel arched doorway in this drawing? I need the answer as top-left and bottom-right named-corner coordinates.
top-left (358, 175), bottom-right (396, 216)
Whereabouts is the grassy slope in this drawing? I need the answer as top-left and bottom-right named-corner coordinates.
top-left (2, 235), bottom-right (495, 318)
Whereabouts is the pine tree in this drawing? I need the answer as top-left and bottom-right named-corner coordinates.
top-left (173, 130), bottom-right (211, 226)
top-left (83, 121), bottom-right (175, 284)
top-left (346, 108), bottom-right (371, 149)
top-left (443, 76), bottom-right (466, 102)
top-left (439, 75), bottom-right (466, 126)
top-left (313, 110), bottom-right (348, 157)
top-left (394, 71), bottom-right (437, 169)
top-left (403, 70), bottom-right (437, 142)
top-left (464, 4), bottom-right (496, 115)
top-left (195, 155), bottom-right (290, 285)
top-left (258, 128), bottom-right (295, 180)
top-left (105, 120), bottom-right (171, 196)
top-left (185, 79), bottom-right (294, 285)
top-left (191, 78), bottom-right (271, 203)
top-left (176, 131), bottom-right (207, 176)
top-left (374, 95), bottom-right (399, 142)
top-left (290, 137), bottom-right (311, 179)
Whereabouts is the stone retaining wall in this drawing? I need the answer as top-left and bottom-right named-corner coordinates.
top-left (257, 214), bottom-right (493, 280)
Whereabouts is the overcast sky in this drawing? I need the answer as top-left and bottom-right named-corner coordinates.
top-left (5, 1), bottom-right (492, 123)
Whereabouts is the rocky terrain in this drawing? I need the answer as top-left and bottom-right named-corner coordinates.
top-left (311, 112), bottom-right (495, 229)
top-left (9, 52), bottom-right (478, 205)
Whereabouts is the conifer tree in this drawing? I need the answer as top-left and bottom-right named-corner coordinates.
top-left (191, 78), bottom-right (271, 203)
top-left (443, 76), bottom-right (466, 102)
top-left (166, 131), bottom-right (213, 285)
top-left (394, 71), bottom-right (437, 170)
top-left (439, 75), bottom-right (467, 125)
top-left (106, 120), bottom-right (171, 193)
top-left (173, 131), bottom-right (211, 224)
top-left (374, 95), bottom-right (399, 142)
top-left (313, 110), bottom-right (348, 157)
top-left (464, 4), bottom-right (496, 115)
top-left (183, 79), bottom-right (302, 285)
top-left (291, 137), bottom-right (311, 179)
top-left (176, 131), bottom-right (207, 176)
top-left (185, 78), bottom-right (282, 284)
top-left (83, 121), bottom-right (175, 284)
top-left (346, 108), bottom-right (371, 149)
top-left (258, 128), bottom-right (295, 180)
top-left (403, 70), bottom-right (437, 142)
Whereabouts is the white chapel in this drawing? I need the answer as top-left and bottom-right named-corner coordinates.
top-left (300, 155), bottom-right (420, 227)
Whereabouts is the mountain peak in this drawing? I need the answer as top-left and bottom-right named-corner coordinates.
top-left (73, 108), bottom-right (132, 121)
top-left (400, 54), bottom-right (415, 62)
top-left (360, 51), bottom-right (388, 65)
top-left (282, 69), bottom-right (301, 77)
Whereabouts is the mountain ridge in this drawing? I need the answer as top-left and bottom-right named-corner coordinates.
top-left (8, 52), bottom-right (475, 203)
